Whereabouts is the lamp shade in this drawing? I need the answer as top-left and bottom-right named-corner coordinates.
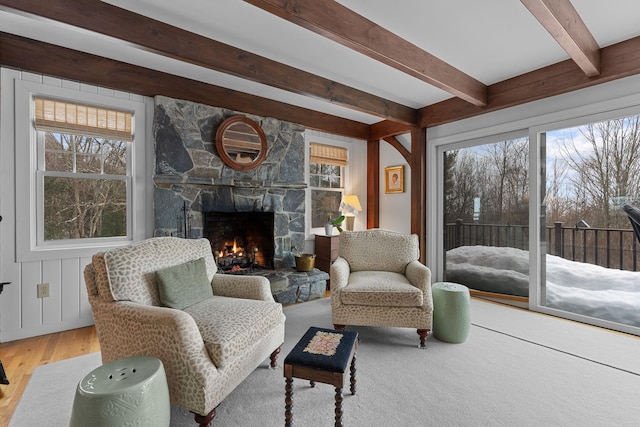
top-left (340, 195), bottom-right (362, 216)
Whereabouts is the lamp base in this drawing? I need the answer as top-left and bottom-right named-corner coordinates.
top-left (346, 216), bottom-right (355, 231)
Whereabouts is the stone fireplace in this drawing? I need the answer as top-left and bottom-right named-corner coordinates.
top-left (151, 96), bottom-right (307, 270)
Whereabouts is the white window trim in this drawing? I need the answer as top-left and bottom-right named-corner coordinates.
top-left (14, 79), bottom-right (148, 261)
top-left (304, 130), bottom-right (367, 239)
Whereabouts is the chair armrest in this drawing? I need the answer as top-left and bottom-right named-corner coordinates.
top-left (330, 257), bottom-right (351, 292)
top-left (405, 260), bottom-right (433, 309)
top-left (93, 300), bottom-right (215, 371)
top-left (211, 273), bottom-right (274, 302)
top-left (406, 260), bottom-right (432, 293)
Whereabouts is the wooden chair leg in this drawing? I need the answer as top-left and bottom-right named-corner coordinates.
top-left (417, 329), bottom-right (429, 349)
top-left (270, 346), bottom-right (281, 368)
top-left (193, 407), bottom-right (216, 427)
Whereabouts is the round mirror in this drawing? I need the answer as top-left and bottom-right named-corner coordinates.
top-left (215, 116), bottom-right (267, 171)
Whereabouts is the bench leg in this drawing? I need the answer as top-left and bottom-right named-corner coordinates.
top-left (285, 377), bottom-right (293, 427)
top-left (350, 353), bottom-right (357, 395)
top-left (334, 387), bottom-right (344, 427)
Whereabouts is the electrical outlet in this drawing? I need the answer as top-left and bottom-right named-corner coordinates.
top-left (37, 283), bottom-right (50, 298)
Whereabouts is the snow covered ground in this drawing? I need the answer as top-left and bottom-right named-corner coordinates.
top-left (446, 245), bottom-right (640, 327)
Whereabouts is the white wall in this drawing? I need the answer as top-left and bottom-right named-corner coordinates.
top-left (0, 68), bottom-right (153, 342)
top-left (378, 137), bottom-right (411, 233)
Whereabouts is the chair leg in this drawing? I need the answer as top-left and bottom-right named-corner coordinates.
top-left (0, 361), bottom-right (9, 385)
top-left (270, 346), bottom-right (281, 369)
top-left (193, 407), bottom-right (216, 427)
top-left (417, 329), bottom-right (430, 349)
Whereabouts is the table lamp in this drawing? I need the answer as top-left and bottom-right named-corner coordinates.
top-left (340, 194), bottom-right (362, 231)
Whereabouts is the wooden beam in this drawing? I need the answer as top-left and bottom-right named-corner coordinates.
top-left (382, 137), bottom-right (411, 165)
top-left (370, 120), bottom-right (412, 141)
top-left (410, 127), bottom-right (426, 262)
top-left (244, 0), bottom-right (488, 107)
top-left (366, 139), bottom-right (380, 229)
top-left (522, 0), bottom-right (600, 76)
top-left (0, 0), bottom-right (416, 125)
top-left (0, 32), bottom-right (370, 140)
top-left (420, 35), bottom-right (640, 128)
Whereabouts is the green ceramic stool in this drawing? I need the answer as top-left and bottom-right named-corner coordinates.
top-left (432, 282), bottom-right (471, 344)
top-left (69, 355), bottom-right (170, 427)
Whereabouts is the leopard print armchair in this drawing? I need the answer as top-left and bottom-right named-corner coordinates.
top-left (330, 229), bottom-right (433, 348)
top-left (84, 237), bottom-right (285, 426)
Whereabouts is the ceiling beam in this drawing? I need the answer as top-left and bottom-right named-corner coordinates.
top-left (0, 0), bottom-right (416, 125)
top-left (521, 0), bottom-right (600, 76)
top-left (0, 32), bottom-right (370, 140)
top-left (244, 0), bottom-right (488, 107)
top-left (420, 35), bottom-right (640, 127)
top-left (370, 120), bottom-right (412, 140)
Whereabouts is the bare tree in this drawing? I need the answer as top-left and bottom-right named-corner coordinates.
top-left (44, 132), bottom-right (127, 240)
top-left (559, 116), bottom-right (640, 228)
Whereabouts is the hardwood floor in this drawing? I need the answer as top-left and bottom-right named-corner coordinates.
top-left (0, 326), bottom-right (101, 426)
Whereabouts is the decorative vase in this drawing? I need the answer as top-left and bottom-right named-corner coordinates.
top-left (324, 223), bottom-right (333, 236)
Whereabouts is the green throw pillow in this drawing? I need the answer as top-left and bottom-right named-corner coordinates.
top-left (156, 257), bottom-right (213, 309)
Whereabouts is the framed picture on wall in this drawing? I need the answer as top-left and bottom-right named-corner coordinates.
top-left (385, 165), bottom-right (404, 194)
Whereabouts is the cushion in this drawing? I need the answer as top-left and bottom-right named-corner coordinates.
top-left (183, 296), bottom-right (285, 368)
top-left (340, 271), bottom-right (424, 307)
top-left (156, 257), bottom-right (213, 309)
top-left (339, 229), bottom-right (419, 273)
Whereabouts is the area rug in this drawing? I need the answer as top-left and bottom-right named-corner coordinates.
top-left (11, 298), bottom-right (640, 426)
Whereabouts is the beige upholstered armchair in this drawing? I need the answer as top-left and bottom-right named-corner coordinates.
top-left (84, 237), bottom-right (285, 426)
top-left (330, 229), bottom-right (433, 348)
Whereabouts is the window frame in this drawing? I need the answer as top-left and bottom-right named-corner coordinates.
top-left (15, 79), bottom-right (147, 262)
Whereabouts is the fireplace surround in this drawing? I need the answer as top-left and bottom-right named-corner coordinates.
top-left (152, 96), bottom-right (307, 270)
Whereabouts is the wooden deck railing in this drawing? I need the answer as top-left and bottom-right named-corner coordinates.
top-left (445, 219), bottom-right (640, 272)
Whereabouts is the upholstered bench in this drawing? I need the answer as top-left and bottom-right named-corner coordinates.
top-left (284, 327), bottom-right (358, 427)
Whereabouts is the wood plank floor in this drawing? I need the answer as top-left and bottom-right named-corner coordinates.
top-left (0, 326), bottom-right (101, 426)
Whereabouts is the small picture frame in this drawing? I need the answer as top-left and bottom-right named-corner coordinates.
top-left (385, 165), bottom-right (404, 193)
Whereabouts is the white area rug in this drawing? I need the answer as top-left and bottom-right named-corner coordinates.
top-left (11, 298), bottom-right (640, 426)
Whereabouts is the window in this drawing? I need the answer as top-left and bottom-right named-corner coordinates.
top-left (309, 143), bottom-right (347, 228)
top-left (14, 78), bottom-right (148, 261)
top-left (35, 98), bottom-right (133, 242)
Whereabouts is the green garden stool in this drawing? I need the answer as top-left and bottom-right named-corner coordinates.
top-left (432, 282), bottom-right (471, 343)
top-left (69, 355), bottom-right (170, 427)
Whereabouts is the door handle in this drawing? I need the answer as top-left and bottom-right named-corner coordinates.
top-left (0, 282), bottom-right (10, 294)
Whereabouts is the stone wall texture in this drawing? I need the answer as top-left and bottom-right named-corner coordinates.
top-left (152, 96), bottom-right (307, 268)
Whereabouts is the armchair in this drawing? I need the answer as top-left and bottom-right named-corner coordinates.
top-left (84, 237), bottom-right (285, 426)
top-left (330, 229), bottom-right (433, 347)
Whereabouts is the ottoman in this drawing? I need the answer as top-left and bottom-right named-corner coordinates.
top-left (432, 282), bottom-right (471, 343)
top-left (69, 355), bottom-right (170, 427)
top-left (284, 327), bottom-right (358, 427)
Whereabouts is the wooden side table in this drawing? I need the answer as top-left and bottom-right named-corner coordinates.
top-left (284, 327), bottom-right (358, 427)
top-left (315, 235), bottom-right (339, 288)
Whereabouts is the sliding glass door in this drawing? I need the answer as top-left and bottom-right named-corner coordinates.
top-left (537, 114), bottom-right (640, 331)
top-left (442, 134), bottom-right (530, 301)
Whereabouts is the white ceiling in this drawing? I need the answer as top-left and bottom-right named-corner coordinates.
top-left (3, 0), bottom-right (640, 125)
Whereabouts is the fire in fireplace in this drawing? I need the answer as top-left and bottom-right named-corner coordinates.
top-left (204, 211), bottom-right (275, 271)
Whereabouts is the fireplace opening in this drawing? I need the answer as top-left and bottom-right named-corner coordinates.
top-left (204, 211), bottom-right (275, 271)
